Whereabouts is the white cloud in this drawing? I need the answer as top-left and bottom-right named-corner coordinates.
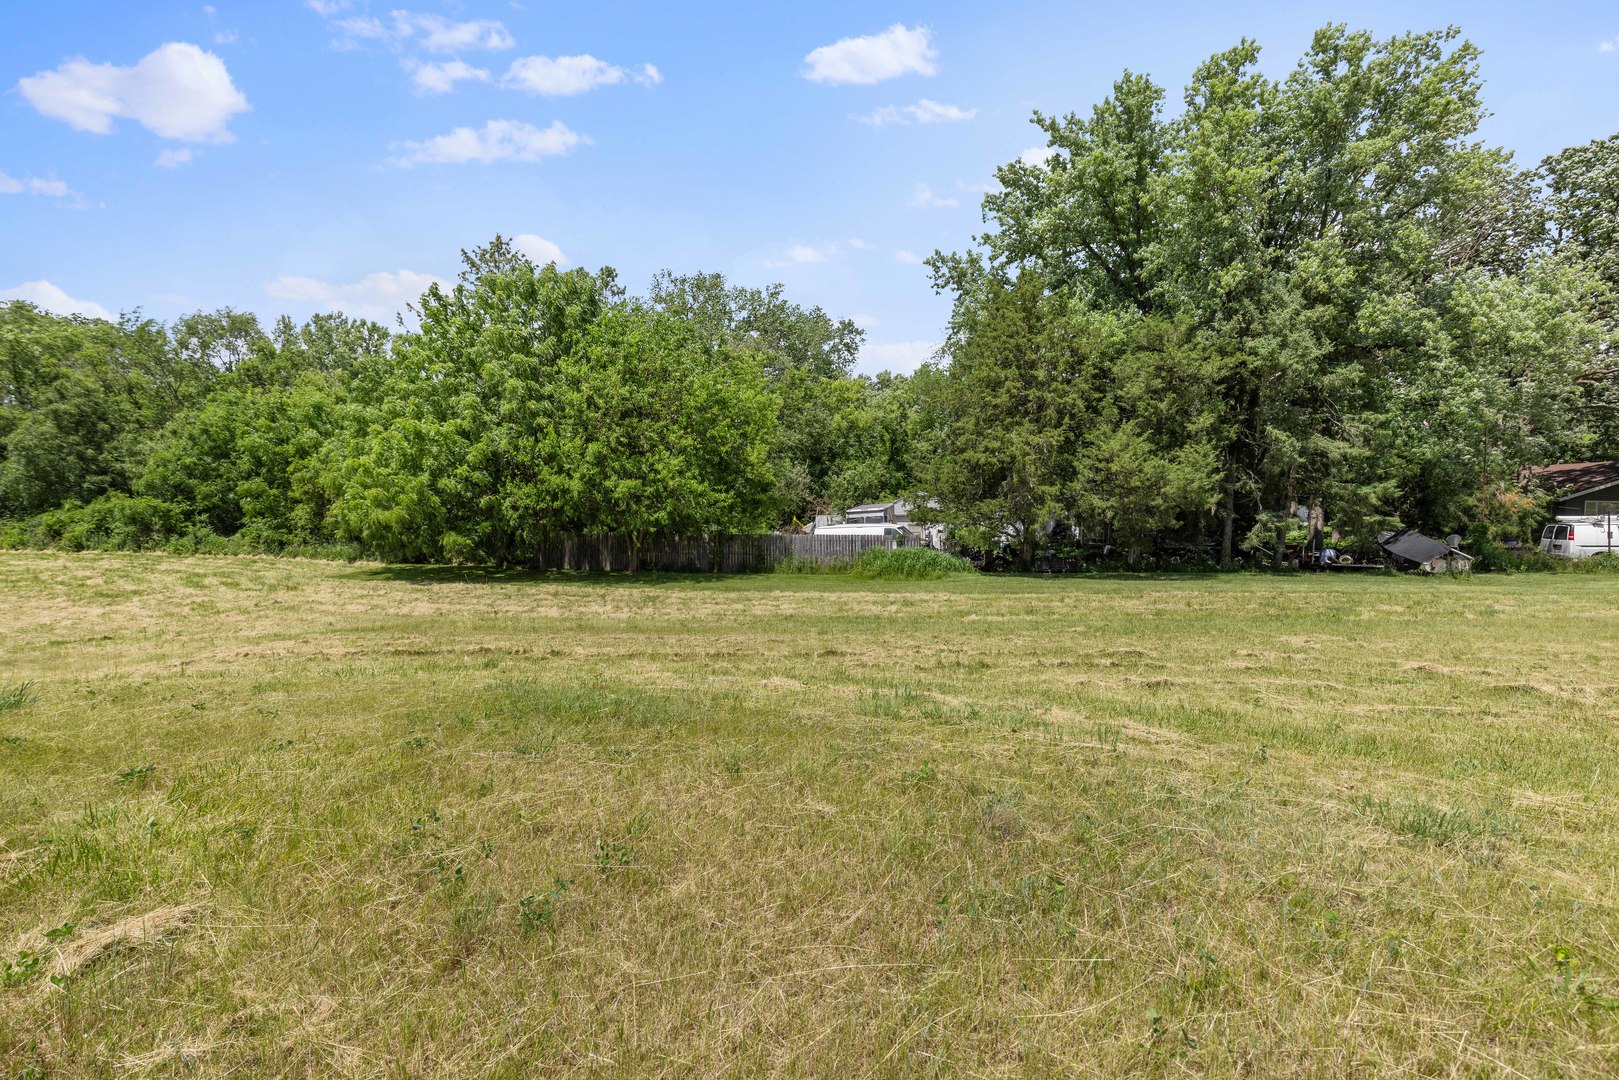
top-left (392, 11), bottom-right (514, 52)
top-left (333, 15), bottom-right (389, 45)
top-left (502, 54), bottom-right (661, 95)
top-left (858, 98), bottom-right (976, 128)
top-left (860, 340), bottom-right (939, 375)
top-left (390, 119), bottom-right (586, 167)
top-left (1, 280), bottom-right (114, 321)
top-left (214, 30), bottom-right (239, 45)
top-left (845, 237), bottom-right (871, 250)
top-left (155, 147), bottom-right (193, 168)
top-left (910, 183), bottom-right (958, 209)
top-left (18, 42), bottom-right (249, 143)
top-left (0, 171), bottom-right (74, 198)
top-left (1019, 146), bottom-right (1057, 168)
top-left (306, 0), bottom-right (349, 15)
top-left (894, 249), bottom-right (923, 265)
top-left (328, 10), bottom-right (513, 52)
top-left (1601, 38), bottom-right (1618, 53)
top-left (408, 59), bottom-right (490, 94)
top-left (512, 233), bottom-right (569, 265)
top-left (763, 243), bottom-right (840, 268)
top-left (803, 23), bottom-right (936, 85)
top-left (265, 269), bottom-right (444, 322)
top-left (851, 312), bottom-right (880, 327)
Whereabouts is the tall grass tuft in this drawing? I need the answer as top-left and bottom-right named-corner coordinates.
top-left (773, 547), bottom-right (975, 578)
top-left (0, 681), bottom-right (37, 713)
top-left (849, 547), bottom-right (977, 580)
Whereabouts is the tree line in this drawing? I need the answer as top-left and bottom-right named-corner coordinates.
top-left (2, 24), bottom-right (1616, 569)
top-left (0, 241), bottom-right (934, 566)
top-left (929, 25), bottom-right (1618, 566)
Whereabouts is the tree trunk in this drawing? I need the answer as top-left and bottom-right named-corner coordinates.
top-left (1220, 486), bottom-right (1236, 568)
top-left (1020, 528), bottom-right (1035, 572)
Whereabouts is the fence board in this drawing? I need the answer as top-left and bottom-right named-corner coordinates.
top-left (526, 531), bottom-right (913, 572)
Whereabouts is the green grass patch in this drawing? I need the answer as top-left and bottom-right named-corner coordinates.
top-left (2, 551), bottom-right (1618, 1076)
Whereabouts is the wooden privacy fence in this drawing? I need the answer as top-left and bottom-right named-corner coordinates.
top-left (530, 531), bottom-right (914, 572)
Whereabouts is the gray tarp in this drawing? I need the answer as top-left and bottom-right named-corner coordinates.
top-left (1377, 528), bottom-right (1454, 565)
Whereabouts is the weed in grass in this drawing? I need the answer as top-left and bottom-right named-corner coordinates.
top-left (0, 681), bottom-right (38, 715)
top-left (1, 949), bottom-right (43, 987)
top-left (594, 814), bottom-right (649, 876)
top-left (2, 735), bottom-right (26, 747)
top-left (514, 733), bottom-right (557, 757)
top-left (518, 878), bottom-right (573, 933)
top-left (594, 839), bottom-right (635, 876)
top-left (115, 763), bottom-right (155, 784)
top-left (1355, 796), bottom-right (1514, 847)
top-left (901, 760), bottom-right (937, 785)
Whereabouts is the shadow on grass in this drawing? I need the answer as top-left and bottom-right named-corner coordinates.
top-left (344, 563), bottom-right (760, 588)
top-left (341, 562), bottom-right (1314, 589)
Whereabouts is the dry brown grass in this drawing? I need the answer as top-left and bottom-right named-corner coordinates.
top-left (46, 903), bottom-right (205, 981)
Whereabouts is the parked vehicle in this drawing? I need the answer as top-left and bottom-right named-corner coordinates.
top-left (809, 523), bottom-right (910, 541)
top-left (1540, 516), bottom-right (1619, 559)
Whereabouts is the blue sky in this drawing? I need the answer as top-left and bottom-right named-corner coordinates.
top-left (3, 1), bottom-right (1617, 374)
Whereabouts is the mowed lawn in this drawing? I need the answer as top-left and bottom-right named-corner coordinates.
top-left (2, 553), bottom-right (1618, 1077)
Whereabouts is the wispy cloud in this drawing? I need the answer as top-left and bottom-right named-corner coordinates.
top-left (803, 23), bottom-right (936, 85)
top-left (502, 55), bottom-right (661, 96)
top-left (408, 60), bottom-right (491, 95)
top-left (265, 269), bottom-right (445, 322)
top-left (154, 148), bottom-right (193, 168)
top-left (0, 170), bottom-right (77, 198)
top-left (857, 99), bottom-right (975, 128)
top-left (1601, 38), bottom-right (1618, 53)
top-left (389, 119), bottom-right (587, 167)
top-left (894, 250), bottom-right (924, 265)
top-left (910, 183), bottom-right (958, 209)
top-left (328, 9), bottom-right (514, 53)
top-left (762, 242), bottom-right (842, 268)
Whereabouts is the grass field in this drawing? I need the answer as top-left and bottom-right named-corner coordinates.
top-left (2, 552), bottom-right (1618, 1077)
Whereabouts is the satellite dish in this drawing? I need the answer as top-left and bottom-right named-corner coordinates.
top-left (1446, 534), bottom-right (1462, 549)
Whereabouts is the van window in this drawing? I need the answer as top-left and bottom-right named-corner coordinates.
top-left (1541, 526), bottom-right (1555, 540)
top-left (1555, 526), bottom-right (1569, 540)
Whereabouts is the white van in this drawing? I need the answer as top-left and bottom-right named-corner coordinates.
top-left (1540, 516), bottom-right (1619, 559)
top-left (810, 523), bottom-right (908, 541)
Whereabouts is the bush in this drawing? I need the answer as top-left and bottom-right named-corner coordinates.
top-left (849, 547), bottom-right (977, 580)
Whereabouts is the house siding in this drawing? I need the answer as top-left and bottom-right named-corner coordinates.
top-left (1555, 481), bottom-right (1619, 517)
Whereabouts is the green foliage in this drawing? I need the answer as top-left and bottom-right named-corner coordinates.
top-left (849, 547), bottom-right (977, 580)
top-left (931, 25), bottom-right (1612, 564)
top-left (0, 681), bottom-right (37, 714)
